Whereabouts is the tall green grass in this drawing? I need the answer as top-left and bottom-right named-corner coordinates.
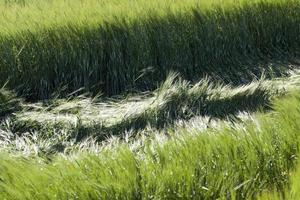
top-left (0, 0), bottom-right (299, 99)
top-left (0, 87), bottom-right (21, 117)
top-left (1, 92), bottom-right (300, 199)
top-left (259, 158), bottom-right (300, 199)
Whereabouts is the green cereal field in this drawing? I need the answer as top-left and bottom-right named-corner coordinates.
top-left (1, 0), bottom-right (300, 199)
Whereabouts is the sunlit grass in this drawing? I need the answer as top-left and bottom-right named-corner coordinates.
top-left (1, 92), bottom-right (300, 199)
top-left (0, 0), bottom-right (300, 198)
top-left (0, 0), bottom-right (299, 99)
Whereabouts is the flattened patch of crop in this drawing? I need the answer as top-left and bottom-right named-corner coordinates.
top-left (12, 72), bottom-right (299, 142)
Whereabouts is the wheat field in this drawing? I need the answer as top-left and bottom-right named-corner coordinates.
top-left (1, 0), bottom-right (300, 199)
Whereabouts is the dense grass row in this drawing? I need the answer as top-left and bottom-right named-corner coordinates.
top-left (0, 0), bottom-right (299, 99)
top-left (0, 87), bottom-right (22, 117)
top-left (1, 92), bottom-right (300, 199)
top-left (1, 0), bottom-right (300, 198)
top-left (259, 159), bottom-right (300, 199)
